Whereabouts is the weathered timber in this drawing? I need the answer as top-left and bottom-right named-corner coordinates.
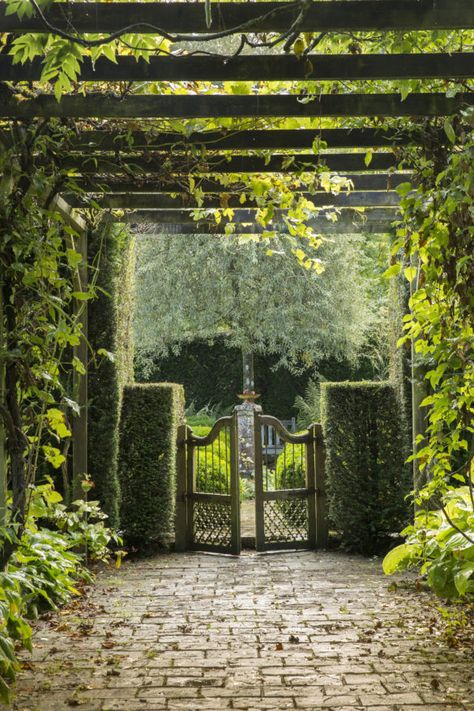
top-left (65, 191), bottom-right (401, 209)
top-left (68, 127), bottom-right (418, 151)
top-left (116, 206), bottom-right (398, 224)
top-left (2, 53), bottom-right (474, 82)
top-left (124, 218), bottom-right (394, 234)
top-left (63, 152), bottom-right (400, 173)
top-left (1, 1), bottom-right (472, 33)
top-left (2, 93), bottom-right (472, 119)
top-left (77, 173), bottom-right (414, 193)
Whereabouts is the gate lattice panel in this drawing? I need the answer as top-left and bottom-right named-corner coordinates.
top-left (254, 414), bottom-right (327, 552)
top-left (176, 415), bottom-right (240, 555)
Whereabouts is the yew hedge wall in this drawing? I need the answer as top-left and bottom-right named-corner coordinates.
top-left (87, 222), bottom-right (135, 527)
top-left (118, 383), bottom-right (184, 546)
top-left (321, 381), bottom-right (410, 554)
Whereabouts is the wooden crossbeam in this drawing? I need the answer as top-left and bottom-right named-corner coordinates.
top-left (65, 191), bottom-right (401, 210)
top-left (69, 128), bottom-right (421, 152)
top-left (64, 152), bottom-right (400, 174)
top-left (113, 206), bottom-right (398, 224)
top-left (1, 53), bottom-right (473, 82)
top-left (124, 216), bottom-right (394, 234)
top-left (2, 93), bottom-right (472, 119)
top-left (78, 173), bottom-right (413, 193)
top-left (1, 1), bottom-right (472, 33)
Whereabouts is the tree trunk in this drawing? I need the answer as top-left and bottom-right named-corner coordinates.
top-left (242, 350), bottom-right (255, 395)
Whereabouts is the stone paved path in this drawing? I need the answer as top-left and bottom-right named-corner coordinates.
top-left (6, 551), bottom-right (474, 711)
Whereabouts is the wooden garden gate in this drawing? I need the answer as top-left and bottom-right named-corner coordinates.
top-left (175, 414), bottom-right (241, 554)
top-left (254, 414), bottom-right (327, 552)
top-left (175, 411), bottom-right (327, 554)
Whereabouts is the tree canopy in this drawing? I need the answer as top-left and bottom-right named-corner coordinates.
top-left (134, 229), bottom-right (384, 376)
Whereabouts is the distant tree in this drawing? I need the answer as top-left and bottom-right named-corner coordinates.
top-left (134, 231), bottom-right (383, 389)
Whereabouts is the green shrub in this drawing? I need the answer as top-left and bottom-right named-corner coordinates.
top-left (274, 442), bottom-right (307, 526)
top-left (275, 442), bottom-right (306, 490)
top-left (0, 480), bottom-right (120, 703)
top-left (321, 381), bottom-right (410, 554)
top-left (88, 222), bottom-right (135, 527)
top-left (383, 486), bottom-right (474, 599)
top-left (196, 452), bottom-right (230, 494)
top-left (118, 383), bottom-right (184, 546)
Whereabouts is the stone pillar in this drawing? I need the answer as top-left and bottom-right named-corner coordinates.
top-left (234, 399), bottom-right (262, 479)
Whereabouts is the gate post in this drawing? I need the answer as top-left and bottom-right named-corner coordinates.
top-left (230, 413), bottom-right (241, 555)
top-left (306, 425), bottom-right (317, 549)
top-left (314, 424), bottom-right (329, 548)
top-left (175, 423), bottom-right (188, 552)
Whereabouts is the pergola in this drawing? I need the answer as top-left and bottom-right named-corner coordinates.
top-left (1, 0), bottom-right (473, 481)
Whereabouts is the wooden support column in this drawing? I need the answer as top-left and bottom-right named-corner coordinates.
top-left (50, 195), bottom-right (89, 500)
top-left (409, 255), bottom-right (429, 500)
top-left (0, 272), bottom-right (6, 526)
top-left (72, 228), bottom-right (89, 499)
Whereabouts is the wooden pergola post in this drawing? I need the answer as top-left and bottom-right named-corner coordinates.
top-left (409, 255), bottom-right (429, 500)
top-left (51, 196), bottom-right (89, 499)
top-left (0, 270), bottom-right (6, 526)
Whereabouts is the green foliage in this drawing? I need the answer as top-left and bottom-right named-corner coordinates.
top-left (196, 452), bottom-right (230, 495)
top-left (275, 442), bottom-right (306, 490)
top-left (390, 117), bottom-right (474, 504)
top-left (88, 222), bottom-right (135, 527)
top-left (134, 234), bottom-right (377, 377)
top-left (321, 381), bottom-right (410, 555)
top-left (118, 383), bottom-right (185, 546)
top-left (0, 480), bottom-right (120, 703)
top-left (383, 487), bottom-right (474, 599)
top-left (139, 337), bottom-right (378, 420)
top-left (274, 442), bottom-right (307, 527)
top-left (294, 379), bottom-right (325, 429)
top-left (383, 115), bottom-right (474, 597)
top-left (0, 120), bottom-right (99, 535)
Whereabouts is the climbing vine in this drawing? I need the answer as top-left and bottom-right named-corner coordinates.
top-left (0, 120), bottom-right (95, 554)
top-left (383, 113), bottom-right (474, 598)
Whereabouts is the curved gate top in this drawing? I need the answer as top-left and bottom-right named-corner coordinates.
top-left (175, 411), bottom-right (327, 555)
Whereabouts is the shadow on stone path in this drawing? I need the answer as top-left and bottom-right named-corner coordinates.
top-left (5, 551), bottom-right (474, 711)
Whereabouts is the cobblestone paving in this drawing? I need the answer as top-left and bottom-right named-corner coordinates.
top-left (6, 551), bottom-right (474, 711)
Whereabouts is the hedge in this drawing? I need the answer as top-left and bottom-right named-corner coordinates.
top-left (118, 383), bottom-right (184, 546)
top-left (136, 337), bottom-right (377, 419)
top-left (87, 222), bottom-right (135, 527)
top-left (321, 381), bottom-right (410, 554)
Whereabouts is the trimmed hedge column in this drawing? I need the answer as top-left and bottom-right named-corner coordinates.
top-left (321, 381), bottom-right (410, 554)
top-left (118, 383), bottom-right (184, 546)
top-left (87, 222), bottom-right (135, 527)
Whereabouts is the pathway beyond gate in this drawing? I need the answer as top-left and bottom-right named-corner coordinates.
top-left (8, 551), bottom-right (473, 711)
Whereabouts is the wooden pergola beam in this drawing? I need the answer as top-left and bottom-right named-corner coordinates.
top-left (125, 217), bottom-right (394, 234)
top-left (68, 128), bottom-right (420, 151)
top-left (2, 93), bottom-right (472, 119)
top-left (77, 173), bottom-right (413, 193)
top-left (63, 152), bottom-right (400, 174)
top-left (113, 206), bottom-right (399, 225)
top-left (65, 191), bottom-right (401, 210)
top-left (2, 53), bottom-right (474, 82)
top-left (1, 1), bottom-right (472, 33)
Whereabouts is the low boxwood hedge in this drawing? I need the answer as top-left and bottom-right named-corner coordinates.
top-left (118, 383), bottom-right (184, 546)
top-left (321, 381), bottom-right (410, 554)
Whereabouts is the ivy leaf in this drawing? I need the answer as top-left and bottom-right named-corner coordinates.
top-left (404, 266), bottom-right (417, 282)
top-left (443, 119), bottom-right (456, 145)
top-left (383, 264), bottom-right (401, 279)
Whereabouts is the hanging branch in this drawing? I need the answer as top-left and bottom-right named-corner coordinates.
top-left (26, 0), bottom-right (311, 50)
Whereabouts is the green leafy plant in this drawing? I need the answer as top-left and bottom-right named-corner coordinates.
top-left (383, 486), bottom-right (474, 599)
top-left (0, 480), bottom-right (121, 703)
top-left (275, 443), bottom-right (306, 490)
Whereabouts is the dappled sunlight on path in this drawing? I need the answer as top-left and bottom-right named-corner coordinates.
top-left (7, 551), bottom-right (474, 711)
